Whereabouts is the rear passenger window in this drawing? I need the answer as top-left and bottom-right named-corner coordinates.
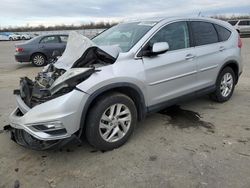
top-left (214, 24), bottom-right (231, 42)
top-left (191, 21), bottom-right (218, 46)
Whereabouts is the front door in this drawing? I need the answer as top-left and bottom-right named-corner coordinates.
top-left (142, 21), bottom-right (197, 106)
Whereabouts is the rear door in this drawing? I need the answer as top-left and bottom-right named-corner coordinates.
top-left (38, 35), bottom-right (61, 58)
top-left (190, 21), bottom-right (229, 88)
top-left (142, 21), bottom-right (197, 106)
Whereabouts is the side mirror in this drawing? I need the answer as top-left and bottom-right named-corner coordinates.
top-left (152, 42), bottom-right (169, 55)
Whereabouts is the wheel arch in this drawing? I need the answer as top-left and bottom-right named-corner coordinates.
top-left (78, 83), bottom-right (147, 137)
top-left (219, 60), bottom-right (239, 84)
top-left (30, 52), bottom-right (47, 62)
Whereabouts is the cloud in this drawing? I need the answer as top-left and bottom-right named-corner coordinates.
top-left (0, 0), bottom-right (249, 27)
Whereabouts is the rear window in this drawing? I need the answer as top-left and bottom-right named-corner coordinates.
top-left (228, 21), bottom-right (238, 26)
top-left (191, 21), bottom-right (219, 46)
top-left (214, 24), bottom-right (231, 42)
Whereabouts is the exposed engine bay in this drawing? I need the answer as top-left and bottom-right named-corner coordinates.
top-left (15, 32), bottom-right (121, 108)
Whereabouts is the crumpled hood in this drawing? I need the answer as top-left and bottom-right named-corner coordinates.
top-left (54, 31), bottom-right (121, 70)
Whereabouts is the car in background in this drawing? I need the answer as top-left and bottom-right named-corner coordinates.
top-left (228, 19), bottom-right (250, 35)
top-left (15, 34), bottom-right (68, 66)
top-left (8, 33), bottom-right (21, 40)
top-left (0, 34), bottom-right (9, 41)
top-left (20, 33), bottom-right (32, 40)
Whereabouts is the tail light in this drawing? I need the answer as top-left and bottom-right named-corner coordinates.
top-left (16, 47), bottom-right (24, 52)
top-left (238, 35), bottom-right (242, 48)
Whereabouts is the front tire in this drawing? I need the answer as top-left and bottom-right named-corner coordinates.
top-left (85, 92), bottom-right (137, 151)
top-left (31, 53), bottom-right (46, 67)
top-left (210, 67), bottom-right (236, 102)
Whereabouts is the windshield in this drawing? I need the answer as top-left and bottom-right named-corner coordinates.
top-left (92, 22), bottom-right (156, 52)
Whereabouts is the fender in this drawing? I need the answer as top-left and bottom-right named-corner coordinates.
top-left (77, 82), bottom-right (147, 137)
top-left (218, 60), bottom-right (239, 84)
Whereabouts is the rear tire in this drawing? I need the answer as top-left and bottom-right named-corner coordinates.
top-left (31, 53), bottom-right (46, 67)
top-left (210, 67), bottom-right (236, 102)
top-left (85, 92), bottom-right (137, 151)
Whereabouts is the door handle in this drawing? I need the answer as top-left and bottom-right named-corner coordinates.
top-left (185, 54), bottom-right (195, 60)
top-left (219, 46), bottom-right (225, 52)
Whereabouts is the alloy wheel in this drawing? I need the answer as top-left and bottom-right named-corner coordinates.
top-left (99, 103), bottom-right (132, 143)
top-left (220, 73), bottom-right (233, 97)
top-left (33, 55), bottom-right (45, 66)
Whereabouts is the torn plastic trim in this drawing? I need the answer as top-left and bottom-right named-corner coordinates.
top-left (16, 94), bottom-right (30, 114)
top-left (5, 124), bottom-right (81, 150)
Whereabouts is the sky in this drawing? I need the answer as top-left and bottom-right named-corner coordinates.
top-left (0, 0), bottom-right (250, 27)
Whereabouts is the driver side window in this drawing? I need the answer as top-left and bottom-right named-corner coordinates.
top-left (148, 21), bottom-right (190, 51)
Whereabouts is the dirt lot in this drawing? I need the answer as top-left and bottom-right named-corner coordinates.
top-left (0, 39), bottom-right (250, 188)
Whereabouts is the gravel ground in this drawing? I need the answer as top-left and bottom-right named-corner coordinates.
top-left (0, 39), bottom-right (250, 188)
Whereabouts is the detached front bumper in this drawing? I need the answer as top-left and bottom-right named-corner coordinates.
top-left (9, 89), bottom-right (89, 141)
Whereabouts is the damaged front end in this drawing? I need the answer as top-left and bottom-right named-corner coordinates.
top-left (8, 32), bottom-right (120, 150)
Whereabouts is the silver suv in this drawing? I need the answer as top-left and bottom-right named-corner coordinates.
top-left (9, 17), bottom-right (243, 150)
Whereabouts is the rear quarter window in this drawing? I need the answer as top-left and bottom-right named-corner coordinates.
top-left (191, 21), bottom-right (219, 46)
top-left (214, 24), bottom-right (231, 42)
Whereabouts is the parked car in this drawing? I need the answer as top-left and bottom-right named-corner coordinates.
top-left (0, 34), bottom-right (9, 41)
top-left (20, 33), bottom-right (32, 40)
top-left (8, 33), bottom-right (21, 40)
top-left (15, 34), bottom-right (68, 66)
top-left (8, 17), bottom-right (242, 151)
top-left (228, 19), bottom-right (250, 35)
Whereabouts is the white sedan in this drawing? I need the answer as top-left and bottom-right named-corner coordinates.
top-left (8, 33), bottom-right (21, 40)
top-left (20, 34), bottom-right (32, 40)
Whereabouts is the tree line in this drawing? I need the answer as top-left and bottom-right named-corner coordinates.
top-left (0, 21), bottom-right (118, 32)
top-left (211, 14), bottom-right (250, 21)
top-left (1, 14), bottom-right (250, 32)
